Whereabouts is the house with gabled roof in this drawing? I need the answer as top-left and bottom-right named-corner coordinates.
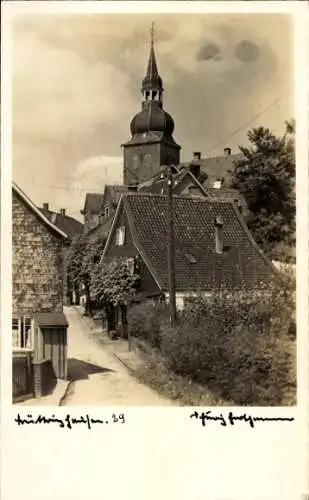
top-left (101, 192), bottom-right (277, 310)
top-left (12, 182), bottom-right (69, 402)
top-left (81, 185), bottom-right (129, 234)
top-left (39, 203), bottom-right (83, 240)
top-left (81, 192), bottom-right (106, 234)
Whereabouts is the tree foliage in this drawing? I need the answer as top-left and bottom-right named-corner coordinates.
top-left (66, 234), bottom-right (139, 310)
top-left (67, 234), bottom-right (107, 286)
top-left (229, 120), bottom-right (295, 262)
top-left (90, 258), bottom-right (140, 307)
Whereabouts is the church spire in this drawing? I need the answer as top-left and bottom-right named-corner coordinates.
top-left (141, 23), bottom-right (163, 95)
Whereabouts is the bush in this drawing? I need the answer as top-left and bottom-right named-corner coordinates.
top-left (127, 301), bottom-right (169, 349)
top-left (129, 269), bottom-right (296, 406)
top-left (160, 321), bottom-right (295, 405)
top-left (161, 274), bottom-right (296, 405)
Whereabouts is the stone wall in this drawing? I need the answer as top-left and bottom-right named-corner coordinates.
top-left (12, 192), bottom-right (64, 315)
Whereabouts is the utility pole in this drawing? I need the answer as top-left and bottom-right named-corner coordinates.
top-left (166, 166), bottom-right (177, 327)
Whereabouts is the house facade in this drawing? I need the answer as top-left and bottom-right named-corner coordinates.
top-left (12, 183), bottom-right (69, 402)
top-left (38, 203), bottom-right (84, 305)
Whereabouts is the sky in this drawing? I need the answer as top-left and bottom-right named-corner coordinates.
top-left (12, 13), bottom-right (293, 221)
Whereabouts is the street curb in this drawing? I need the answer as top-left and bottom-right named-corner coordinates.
top-left (112, 352), bottom-right (135, 374)
top-left (59, 380), bottom-right (75, 406)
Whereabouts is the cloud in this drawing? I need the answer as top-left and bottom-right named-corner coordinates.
top-left (12, 14), bottom-right (293, 220)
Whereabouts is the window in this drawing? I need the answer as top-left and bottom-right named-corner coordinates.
top-left (104, 207), bottom-right (109, 219)
top-left (115, 226), bottom-right (126, 246)
top-left (12, 317), bottom-right (34, 349)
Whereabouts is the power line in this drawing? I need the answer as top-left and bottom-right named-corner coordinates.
top-left (204, 93), bottom-right (285, 156)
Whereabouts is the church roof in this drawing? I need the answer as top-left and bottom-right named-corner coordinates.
top-left (130, 105), bottom-right (175, 137)
top-left (103, 192), bottom-right (277, 292)
top-left (141, 30), bottom-right (163, 92)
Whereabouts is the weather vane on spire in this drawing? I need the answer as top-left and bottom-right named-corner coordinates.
top-left (150, 22), bottom-right (155, 46)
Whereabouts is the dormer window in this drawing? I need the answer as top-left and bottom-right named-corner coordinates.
top-left (115, 226), bottom-right (126, 246)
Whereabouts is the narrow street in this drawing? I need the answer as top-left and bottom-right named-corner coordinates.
top-left (63, 306), bottom-right (172, 405)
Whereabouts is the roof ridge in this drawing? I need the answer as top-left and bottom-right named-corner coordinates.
top-left (39, 207), bottom-right (83, 224)
top-left (123, 191), bottom-right (237, 204)
top-left (13, 182), bottom-right (67, 239)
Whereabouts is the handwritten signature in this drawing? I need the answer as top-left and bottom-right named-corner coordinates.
top-left (15, 413), bottom-right (125, 430)
top-left (190, 410), bottom-right (294, 428)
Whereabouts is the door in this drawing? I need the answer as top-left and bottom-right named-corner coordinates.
top-left (41, 327), bottom-right (67, 380)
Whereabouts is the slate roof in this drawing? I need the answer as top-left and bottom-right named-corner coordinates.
top-left (36, 312), bottom-right (68, 327)
top-left (39, 209), bottom-right (83, 240)
top-left (138, 166), bottom-right (208, 196)
top-left (106, 192), bottom-right (277, 292)
top-left (82, 193), bottom-right (105, 214)
top-left (82, 186), bottom-right (128, 215)
top-left (201, 153), bottom-right (243, 185)
top-left (203, 187), bottom-right (247, 207)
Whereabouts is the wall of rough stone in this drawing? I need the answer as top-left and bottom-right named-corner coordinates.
top-left (12, 191), bottom-right (65, 315)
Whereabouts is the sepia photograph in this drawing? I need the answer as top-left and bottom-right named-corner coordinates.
top-left (11, 11), bottom-right (297, 407)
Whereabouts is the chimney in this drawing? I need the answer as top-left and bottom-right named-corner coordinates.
top-left (42, 203), bottom-right (49, 211)
top-left (128, 183), bottom-right (138, 192)
top-left (189, 152), bottom-right (202, 178)
top-left (224, 147), bottom-right (231, 156)
top-left (235, 199), bottom-right (243, 214)
top-left (214, 216), bottom-right (224, 254)
top-left (59, 208), bottom-right (66, 215)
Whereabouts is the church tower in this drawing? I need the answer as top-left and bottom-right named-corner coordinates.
top-left (122, 25), bottom-right (181, 186)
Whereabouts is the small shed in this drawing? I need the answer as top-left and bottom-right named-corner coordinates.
top-left (35, 312), bottom-right (68, 380)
